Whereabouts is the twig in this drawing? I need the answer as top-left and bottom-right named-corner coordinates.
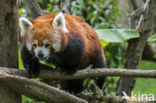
top-left (61, 0), bottom-right (70, 14)
top-left (90, 83), bottom-right (103, 98)
top-left (78, 93), bottom-right (126, 103)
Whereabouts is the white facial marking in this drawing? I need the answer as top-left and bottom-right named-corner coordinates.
top-left (33, 40), bottom-right (50, 61)
top-left (43, 40), bottom-right (48, 44)
top-left (26, 42), bottom-right (32, 51)
top-left (52, 12), bottom-right (69, 33)
top-left (52, 41), bottom-right (61, 52)
top-left (34, 47), bottom-right (49, 59)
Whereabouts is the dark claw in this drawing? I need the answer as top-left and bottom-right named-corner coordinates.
top-left (28, 68), bottom-right (40, 78)
top-left (26, 58), bottom-right (40, 78)
top-left (26, 66), bottom-right (33, 78)
top-left (32, 71), bottom-right (40, 78)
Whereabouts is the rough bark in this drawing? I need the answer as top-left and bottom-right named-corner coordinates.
top-left (117, 0), bottom-right (156, 96)
top-left (78, 93), bottom-right (125, 103)
top-left (1, 67), bottom-right (156, 80)
top-left (142, 5), bottom-right (156, 61)
top-left (129, 0), bottom-right (139, 10)
top-left (61, 0), bottom-right (70, 14)
top-left (0, 0), bottom-right (22, 102)
top-left (142, 44), bottom-right (156, 61)
top-left (20, 0), bottom-right (51, 20)
top-left (21, 0), bottom-right (42, 19)
top-left (129, 0), bottom-right (144, 10)
top-left (0, 70), bottom-right (87, 103)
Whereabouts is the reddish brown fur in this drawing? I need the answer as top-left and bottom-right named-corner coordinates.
top-left (28, 13), bottom-right (105, 65)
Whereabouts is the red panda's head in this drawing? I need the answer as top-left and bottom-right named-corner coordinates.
top-left (20, 13), bottom-right (69, 61)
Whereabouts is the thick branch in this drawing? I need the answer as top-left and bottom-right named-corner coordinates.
top-left (21, 0), bottom-right (42, 19)
top-left (129, 0), bottom-right (139, 10)
top-left (21, 0), bottom-right (51, 19)
top-left (0, 67), bottom-right (156, 80)
top-left (0, 70), bottom-right (87, 103)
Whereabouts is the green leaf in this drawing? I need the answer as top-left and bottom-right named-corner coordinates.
top-left (147, 34), bottom-right (156, 44)
top-left (18, 51), bottom-right (23, 70)
top-left (96, 29), bottom-right (140, 42)
top-left (40, 61), bottom-right (54, 68)
top-left (100, 40), bottom-right (109, 47)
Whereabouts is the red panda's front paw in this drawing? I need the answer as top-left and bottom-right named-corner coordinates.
top-left (26, 66), bottom-right (40, 78)
top-left (26, 58), bottom-right (40, 78)
top-left (31, 70), bottom-right (40, 78)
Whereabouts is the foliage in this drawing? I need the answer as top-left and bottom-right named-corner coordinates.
top-left (19, 8), bottom-right (27, 17)
top-left (37, 0), bottom-right (61, 12)
top-left (96, 29), bottom-right (139, 47)
top-left (147, 34), bottom-right (156, 44)
top-left (96, 29), bottom-right (139, 42)
top-left (36, 0), bottom-right (122, 29)
top-left (70, 0), bottom-right (122, 29)
top-left (105, 43), bottom-right (127, 68)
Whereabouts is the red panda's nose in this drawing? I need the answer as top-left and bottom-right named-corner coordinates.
top-left (38, 51), bottom-right (44, 58)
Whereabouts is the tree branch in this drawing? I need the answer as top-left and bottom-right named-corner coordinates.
top-left (0, 67), bottom-right (156, 80)
top-left (2, 67), bottom-right (156, 103)
top-left (0, 70), bottom-right (87, 103)
top-left (78, 93), bottom-right (125, 103)
top-left (1, 67), bottom-right (156, 103)
top-left (129, 0), bottom-right (139, 10)
top-left (20, 0), bottom-right (51, 19)
top-left (21, 0), bottom-right (42, 19)
top-left (79, 92), bottom-right (156, 103)
top-left (61, 0), bottom-right (70, 14)
top-left (0, 70), bottom-right (128, 103)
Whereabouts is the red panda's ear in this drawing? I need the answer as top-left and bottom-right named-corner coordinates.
top-left (19, 17), bottom-right (33, 37)
top-left (52, 12), bottom-right (69, 34)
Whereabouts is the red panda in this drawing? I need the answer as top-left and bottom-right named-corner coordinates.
top-left (20, 12), bottom-right (106, 94)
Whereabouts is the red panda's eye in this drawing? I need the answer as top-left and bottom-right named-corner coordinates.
top-left (45, 43), bottom-right (50, 48)
top-left (33, 44), bottom-right (37, 48)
